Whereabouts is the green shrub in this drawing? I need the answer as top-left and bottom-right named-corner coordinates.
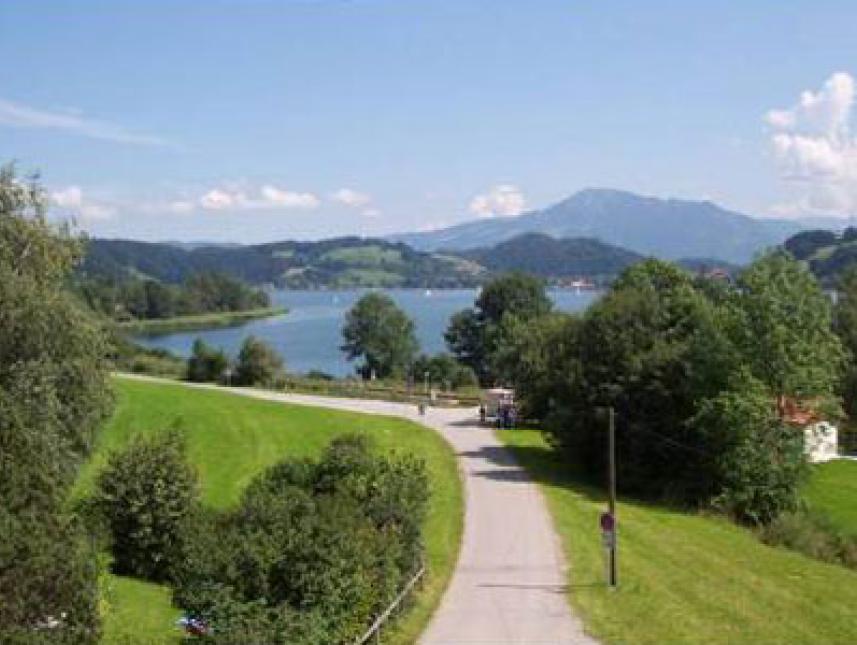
top-left (233, 336), bottom-right (284, 387)
top-left (761, 510), bottom-right (857, 569)
top-left (186, 338), bottom-right (227, 383)
top-left (173, 434), bottom-right (428, 644)
top-left (92, 430), bottom-right (199, 582)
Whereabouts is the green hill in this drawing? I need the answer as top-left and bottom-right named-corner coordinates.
top-left (783, 228), bottom-right (857, 284)
top-left (77, 377), bottom-right (463, 644)
top-left (82, 237), bottom-right (484, 289)
top-left (453, 233), bottom-right (644, 282)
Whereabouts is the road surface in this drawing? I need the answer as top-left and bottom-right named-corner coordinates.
top-left (120, 375), bottom-right (594, 643)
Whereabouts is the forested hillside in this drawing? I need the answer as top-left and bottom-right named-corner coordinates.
top-left (82, 237), bottom-right (483, 288)
top-left (454, 233), bottom-right (644, 281)
top-left (784, 228), bottom-right (857, 285)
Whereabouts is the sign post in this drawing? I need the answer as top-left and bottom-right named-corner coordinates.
top-left (605, 406), bottom-right (618, 588)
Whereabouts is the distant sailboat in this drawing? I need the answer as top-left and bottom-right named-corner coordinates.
top-left (424, 289), bottom-right (432, 297)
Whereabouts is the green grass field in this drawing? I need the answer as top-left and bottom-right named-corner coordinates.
top-left (77, 377), bottom-right (463, 644)
top-left (499, 428), bottom-right (857, 644)
top-left (804, 459), bottom-right (857, 536)
top-left (117, 306), bottom-right (286, 334)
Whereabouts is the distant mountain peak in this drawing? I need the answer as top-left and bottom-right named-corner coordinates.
top-left (390, 187), bottom-right (805, 263)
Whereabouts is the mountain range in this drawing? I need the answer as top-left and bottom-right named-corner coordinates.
top-left (391, 188), bottom-right (803, 264)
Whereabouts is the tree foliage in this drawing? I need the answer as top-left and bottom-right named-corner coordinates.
top-left (834, 266), bottom-right (857, 418)
top-left (411, 353), bottom-right (478, 390)
top-left (341, 292), bottom-right (418, 379)
top-left (0, 165), bottom-right (112, 642)
top-left (73, 270), bottom-right (269, 322)
top-left (535, 255), bottom-right (838, 523)
top-left (445, 272), bottom-right (552, 384)
top-left (234, 335), bottom-right (285, 387)
top-left (173, 435), bottom-right (429, 644)
top-left (186, 338), bottom-right (228, 383)
top-left (92, 430), bottom-right (200, 582)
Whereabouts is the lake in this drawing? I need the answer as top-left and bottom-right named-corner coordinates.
top-left (134, 288), bottom-right (600, 377)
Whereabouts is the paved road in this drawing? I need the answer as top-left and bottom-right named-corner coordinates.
top-left (120, 376), bottom-right (594, 643)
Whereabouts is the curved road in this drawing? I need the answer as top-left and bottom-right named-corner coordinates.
top-left (122, 376), bottom-right (594, 643)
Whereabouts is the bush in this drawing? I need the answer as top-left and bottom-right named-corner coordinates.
top-left (186, 338), bottom-right (227, 383)
top-left (92, 430), bottom-right (199, 582)
top-left (692, 379), bottom-right (807, 524)
top-left (173, 434), bottom-right (428, 644)
top-left (233, 336), bottom-right (284, 387)
top-left (761, 510), bottom-right (857, 569)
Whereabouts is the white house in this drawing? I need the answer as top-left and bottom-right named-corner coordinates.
top-left (804, 421), bottom-right (838, 463)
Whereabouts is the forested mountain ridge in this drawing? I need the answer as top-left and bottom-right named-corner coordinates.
top-left (81, 236), bottom-right (485, 288)
top-left (82, 232), bottom-right (742, 289)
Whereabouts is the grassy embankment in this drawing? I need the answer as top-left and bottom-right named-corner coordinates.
top-left (116, 306), bottom-right (286, 334)
top-left (75, 377), bottom-right (463, 645)
top-left (804, 459), bottom-right (857, 536)
top-left (498, 428), bottom-right (857, 644)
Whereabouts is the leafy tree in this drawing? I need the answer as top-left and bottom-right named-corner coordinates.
top-left (550, 261), bottom-right (725, 499)
top-left (834, 266), bottom-right (857, 418)
top-left (544, 256), bottom-right (838, 523)
top-left (234, 336), bottom-right (284, 387)
top-left (412, 353), bottom-right (478, 390)
top-left (444, 309), bottom-right (485, 381)
top-left (341, 292), bottom-right (418, 379)
top-left (93, 430), bottom-right (200, 582)
top-left (731, 250), bottom-right (843, 415)
top-left (691, 374), bottom-right (807, 524)
top-left (446, 272), bottom-right (552, 384)
top-left (491, 312), bottom-right (580, 419)
top-left (186, 338), bottom-right (228, 383)
top-left (0, 165), bottom-right (113, 642)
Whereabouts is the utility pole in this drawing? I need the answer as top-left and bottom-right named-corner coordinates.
top-left (607, 406), bottom-right (617, 588)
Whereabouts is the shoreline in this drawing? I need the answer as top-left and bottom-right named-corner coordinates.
top-left (118, 306), bottom-right (287, 335)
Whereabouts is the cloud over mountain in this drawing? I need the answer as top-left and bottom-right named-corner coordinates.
top-left (766, 71), bottom-right (857, 215)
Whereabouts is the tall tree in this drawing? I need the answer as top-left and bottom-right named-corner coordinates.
top-left (834, 265), bottom-right (857, 418)
top-left (731, 250), bottom-right (843, 414)
top-left (445, 272), bottom-right (552, 384)
top-left (341, 292), bottom-right (418, 379)
top-left (0, 165), bottom-right (113, 642)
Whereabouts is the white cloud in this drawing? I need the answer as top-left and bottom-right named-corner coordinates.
top-left (198, 184), bottom-right (320, 212)
top-left (469, 184), bottom-right (526, 218)
top-left (0, 98), bottom-right (172, 147)
top-left (331, 188), bottom-right (372, 207)
top-left (765, 71), bottom-right (857, 215)
top-left (199, 188), bottom-right (236, 210)
top-left (50, 186), bottom-right (115, 220)
top-left (261, 185), bottom-right (320, 209)
top-left (361, 207), bottom-right (382, 218)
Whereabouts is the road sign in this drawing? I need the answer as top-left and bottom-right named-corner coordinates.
top-left (601, 530), bottom-right (616, 549)
top-left (599, 511), bottom-right (615, 533)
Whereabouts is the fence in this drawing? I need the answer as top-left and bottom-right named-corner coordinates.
top-left (353, 563), bottom-right (426, 645)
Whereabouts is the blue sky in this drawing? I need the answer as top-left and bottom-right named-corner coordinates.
top-left (3, 1), bottom-right (857, 242)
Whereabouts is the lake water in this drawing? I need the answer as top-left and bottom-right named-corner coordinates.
top-left (135, 288), bottom-right (600, 377)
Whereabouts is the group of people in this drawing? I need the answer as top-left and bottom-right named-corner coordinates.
top-left (478, 402), bottom-right (517, 428)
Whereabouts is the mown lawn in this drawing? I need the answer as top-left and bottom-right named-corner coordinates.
top-left (804, 459), bottom-right (857, 536)
top-left (76, 377), bottom-right (463, 644)
top-left (499, 428), bottom-right (857, 644)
